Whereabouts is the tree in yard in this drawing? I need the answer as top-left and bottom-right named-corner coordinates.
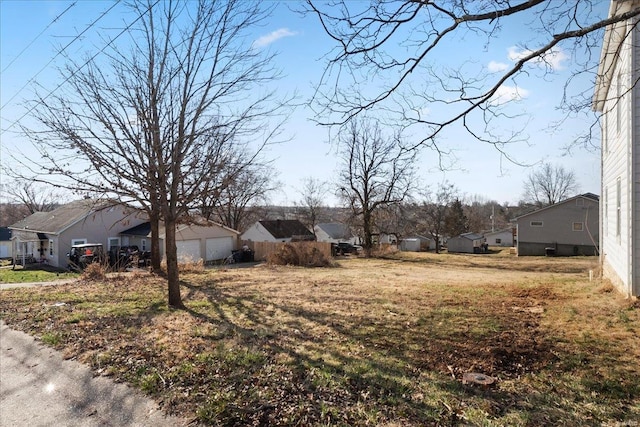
top-left (15, 0), bottom-right (289, 308)
top-left (418, 182), bottom-right (458, 253)
top-left (337, 118), bottom-right (416, 255)
top-left (3, 180), bottom-right (64, 215)
top-left (522, 162), bottom-right (579, 206)
top-left (306, 1), bottom-right (640, 153)
top-left (199, 163), bottom-right (278, 233)
top-left (294, 177), bottom-right (329, 237)
top-left (444, 198), bottom-right (468, 237)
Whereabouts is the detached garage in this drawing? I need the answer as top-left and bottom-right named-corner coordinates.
top-left (160, 221), bottom-right (240, 263)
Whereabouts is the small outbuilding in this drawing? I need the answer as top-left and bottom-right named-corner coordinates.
top-left (399, 235), bottom-right (433, 252)
top-left (447, 232), bottom-right (486, 254)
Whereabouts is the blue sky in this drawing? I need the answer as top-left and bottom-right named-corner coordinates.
top-left (0, 1), bottom-right (605, 206)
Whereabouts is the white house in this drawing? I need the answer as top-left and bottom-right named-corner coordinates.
top-left (484, 228), bottom-right (515, 247)
top-left (0, 227), bottom-right (12, 259)
top-left (593, 0), bottom-right (640, 297)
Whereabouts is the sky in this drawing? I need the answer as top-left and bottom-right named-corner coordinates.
top-left (0, 1), bottom-right (606, 207)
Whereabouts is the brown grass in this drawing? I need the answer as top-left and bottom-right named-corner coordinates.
top-left (1, 251), bottom-right (638, 426)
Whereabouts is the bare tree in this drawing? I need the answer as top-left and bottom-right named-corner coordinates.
top-left (294, 177), bottom-right (329, 236)
top-left (4, 180), bottom-right (64, 214)
top-left (418, 182), bottom-right (458, 253)
top-left (337, 118), bottom-right (416, 255)
top-left (306, 1), bottom-right (640, 152)
top-left (15, 0), bottom-right (290, 308)
top-left (201, 163), bottom-right (278, 233)
top-left (523, 162), bottom-right (579, 206)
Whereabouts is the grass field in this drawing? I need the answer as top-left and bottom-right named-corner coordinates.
top-left (0, 250), bottom-right (638, 426)
top-left (0, 264), bottom-right (78, 283)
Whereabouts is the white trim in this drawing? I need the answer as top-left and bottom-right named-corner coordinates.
top-left (71, 238), bottom-right (87, 246)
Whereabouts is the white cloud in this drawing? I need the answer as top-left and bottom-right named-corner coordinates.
top-left (253, 28), bottom-right (297, 48)
top-left (488, 61), bottom-right (509, 72)
top-left (507, 46), bottom-right (568, 71)
top-left (490, 85), bottom-right (530, 105)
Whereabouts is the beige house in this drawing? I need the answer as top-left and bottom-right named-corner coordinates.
top-left (158, 221), bottom-right (240, 263)
top-left (9, 199), bottom-right (147, 268)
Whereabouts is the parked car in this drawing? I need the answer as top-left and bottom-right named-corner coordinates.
top-left (332, 242), bottom-right (362, 256)
top-left (67, 243), bottom-right (106, 271)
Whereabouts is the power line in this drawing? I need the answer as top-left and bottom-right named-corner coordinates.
top-left (0, 1), bottom-right (121, 114)
top-left (1, 2), bottom-right (77, 74)
top-left (2, 0), bottom-right (160, 134)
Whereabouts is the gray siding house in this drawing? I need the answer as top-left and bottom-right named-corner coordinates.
top-left (593, 0), bottom-right (640, 297)
top-left (9, 199), bottom-right (147, 268)
top-left (515, 194), bottom-right (599, 256)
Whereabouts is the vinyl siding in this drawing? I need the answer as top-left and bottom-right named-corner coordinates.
top-left (601, 18), bottom-right (636, 296)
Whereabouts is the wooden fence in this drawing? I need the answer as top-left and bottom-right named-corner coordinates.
top-left (241, 240), bottom-right (333, 261)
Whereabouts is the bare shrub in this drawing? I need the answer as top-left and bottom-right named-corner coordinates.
top-left (159, 257), bottom-right (205, 274)
top-left (267, 243), bottom-right (334, 267)
top-left (81, 262), bottom-right (107, 281)
top-left (179, 258), bottom-right (205, 274)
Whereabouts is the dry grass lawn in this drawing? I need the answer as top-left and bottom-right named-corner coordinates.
top-left (1, 249), bottom-right (638, 426)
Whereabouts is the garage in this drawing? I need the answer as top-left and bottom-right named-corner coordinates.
top-left (206, 237), bottom-right (234, 261)
top-left (176, 239), bottom-right (201, 262)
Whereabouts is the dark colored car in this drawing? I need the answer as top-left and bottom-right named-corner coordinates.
top-left (67, 243), bottom-right (106, 271)
top-left (333, 242), bottom-right (362, 256)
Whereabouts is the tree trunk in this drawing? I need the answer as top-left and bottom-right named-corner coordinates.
top-left (149, 211), bottom-right (162, 273)
top-left (163, 215), bottom-right (184, 309)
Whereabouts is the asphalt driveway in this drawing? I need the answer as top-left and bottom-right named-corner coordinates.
top-left (0, 320), bottom-right (189, 426)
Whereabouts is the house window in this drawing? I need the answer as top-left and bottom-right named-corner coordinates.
top-left (108, 237), bottom-right (121, 251)
top-left (71, 239), bottom-right (87, 246)
top-left (572, 222), bottom-right (584, 231)
top-left (616, 177), bottom-right (621, 238)
top-left (141, 239), bottom-right (147, 251)
top-left (495, 238), bottom-right (502, 244)
top-left (49, 240), bottom-right (54, 256)
top-left (530, 221), bottom-right (543, 227)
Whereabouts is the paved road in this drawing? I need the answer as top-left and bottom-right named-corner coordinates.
top-left (0, 321), bottom-right (190, 426)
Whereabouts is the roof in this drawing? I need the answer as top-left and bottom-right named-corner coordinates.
top-left (484, 228), bottom-right (514, 237)
top-left (121, 222), bottom-right (152, 237)
top-left (451, 232), bottom-right (484, 241)
top-left (315, 223), bottom-right (352, 239)
top-left (11, 230), bottom-right (48, 242)
top-left (593, 1), bottom-right (640, 111)
top-left (259, 220), bottom-right (313, 239)
top-left (8, 199), bottom-right (114, 234)
top-left (157, 219), bottom-right (240, 239)
top-left (515, 193), bottom-right (600, 220)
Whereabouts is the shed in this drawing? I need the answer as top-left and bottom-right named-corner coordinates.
top-left (399, 235), bottom-right (433, 252)
top-left (0, 227), bottom-right (12, 258)
top-left (447, 232), bottom-right (486, 254)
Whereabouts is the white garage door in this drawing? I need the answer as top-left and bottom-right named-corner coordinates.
top-left (206, 237), bottom-right (234, 261)
top-left (176, 239), bottom-right (201, 262)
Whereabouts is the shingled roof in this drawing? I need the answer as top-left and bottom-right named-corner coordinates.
top-left (9, 199), bottom-right (114, 234)
top-left (259, 220), bottom-right (313, 239)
